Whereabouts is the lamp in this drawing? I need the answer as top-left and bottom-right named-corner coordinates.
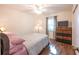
top-left (0, 27), bottom-right (6, 33)
top-left (34, 24), bottom-right (43, 33)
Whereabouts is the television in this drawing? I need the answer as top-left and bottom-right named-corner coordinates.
top-left (57, 21), bottom-right (68, 27)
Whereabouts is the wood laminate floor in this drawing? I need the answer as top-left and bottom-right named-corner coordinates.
top-left (40, 39), bottom-right (75, 55)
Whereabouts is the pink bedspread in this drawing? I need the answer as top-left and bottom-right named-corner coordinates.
top-left (10, 44), bottom-right (28, 55)
top-left (4, 32), bottom-right (28, 55)
top-left (12, 45), bottom-right (27, 55)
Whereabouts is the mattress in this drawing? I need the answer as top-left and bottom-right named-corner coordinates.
top-left (22, 33), bottom-right (49, 55)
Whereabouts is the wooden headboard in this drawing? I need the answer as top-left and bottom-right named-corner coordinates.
top-left (0, 33), bottom-right (9, 55)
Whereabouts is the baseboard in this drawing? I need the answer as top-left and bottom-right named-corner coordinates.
top-left (72, 46), bottom-right (77, 49)
top-left (72, 46), bottom-right (79, 55)
top-left (75, 50), bottom-right (79, 55)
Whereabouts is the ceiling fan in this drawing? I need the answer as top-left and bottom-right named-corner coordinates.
top-left (33, 4), bottom-right (46, 14)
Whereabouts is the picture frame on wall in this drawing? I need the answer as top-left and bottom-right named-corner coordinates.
top-left (57, 21), bottom-right (68, 27)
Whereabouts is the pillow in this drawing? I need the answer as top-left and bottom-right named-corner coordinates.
top-left (3, 32), bottom-right (16, 38)
top-left (4, 32), bottom-right (25, 45)
top-left (10, 36), bottom-right (25, 45)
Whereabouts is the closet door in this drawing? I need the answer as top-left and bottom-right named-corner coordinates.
top-left (72, 5), bottom-right (79, 48)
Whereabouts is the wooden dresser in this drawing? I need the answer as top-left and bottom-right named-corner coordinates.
top-left (56, 27), bottom-right (72, 44)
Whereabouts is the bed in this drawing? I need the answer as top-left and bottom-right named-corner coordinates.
top-left (22, 33), bottom-right (49, 55)
top-left (2, 32), bottom-right (49, 55)
top-left (1, 32), bottom-right (28, 55)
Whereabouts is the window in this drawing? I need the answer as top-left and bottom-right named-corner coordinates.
top-left (48, 17), bottom-right (56, 32)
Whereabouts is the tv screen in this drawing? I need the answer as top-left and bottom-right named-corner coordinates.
top-left (58, 21), bottom-right (68, 27)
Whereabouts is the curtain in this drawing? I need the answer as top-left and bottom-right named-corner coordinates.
top-left (46, 16), bottom-right (57, 35)
top-left (48, 16), bottom-right (57, 30)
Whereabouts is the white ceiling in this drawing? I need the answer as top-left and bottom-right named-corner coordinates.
top-left (0, 4), bottom-right (72, 14)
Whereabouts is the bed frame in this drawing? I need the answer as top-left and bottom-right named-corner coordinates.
top-left (0, 33), bottom-right (9, 55)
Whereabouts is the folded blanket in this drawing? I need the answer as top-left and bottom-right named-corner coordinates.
top-left (13, 46), bottom-right (27, 55)
top-left (4, 32), bottom-right (28, 55)
top-left (4, 32), bottom-right (25, 45)
top-left (9, 44), bottom-right (24, 54)
top-left (10, 43), bottom-right (14, 50)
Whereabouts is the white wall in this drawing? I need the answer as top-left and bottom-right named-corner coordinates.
top-left (33, 14), bottom-right (46, 34)
top-left (0, 8), bottom-right (35, 36)
top-left (34, 11), bottom-right (73, 39)
top-left (47, 11), bottom-right (73, 27)
top-left (72, 5), bottom-right (79, 48)
top-left (48, 32), bottom-right (56, 39)
top-left (0, 6), bottom-right (73, 38)
top-left (57, 11), bottom-right (73, 27)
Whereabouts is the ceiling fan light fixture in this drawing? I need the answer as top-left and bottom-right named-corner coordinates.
top-left (33, 4), bottom-right (46, 14)
top-left (34, 9), bottom-right (42, 14)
